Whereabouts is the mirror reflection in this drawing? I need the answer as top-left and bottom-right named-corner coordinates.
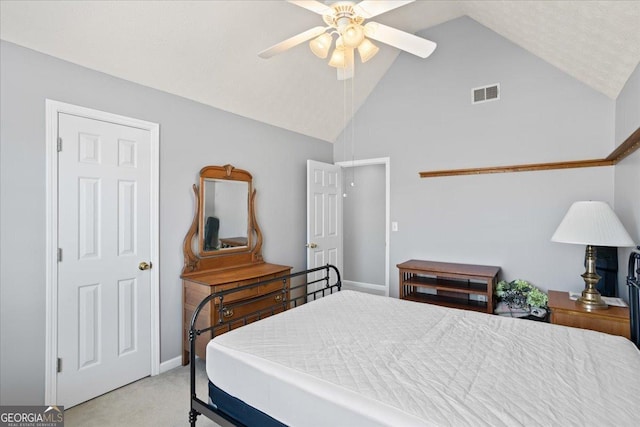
top-left (201, 179), bottom-right (249, 252)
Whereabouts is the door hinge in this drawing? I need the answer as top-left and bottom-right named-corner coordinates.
top-left (57, 137), bottom-right (62, 152)
top-left (57, 358), bottom-right (62, 373)
top-left (57, 248), bottom-right (62, 262)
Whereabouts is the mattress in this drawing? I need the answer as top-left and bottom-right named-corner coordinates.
top-left (207, 290), bottom-right (640, 426)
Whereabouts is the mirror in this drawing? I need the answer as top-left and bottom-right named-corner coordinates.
top-left (182, 164), bottom-right (264, 274)
top-left (200, 179), bottom-right (249, 253)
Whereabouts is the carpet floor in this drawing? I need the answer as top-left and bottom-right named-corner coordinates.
top-left (63, 359), bottom-right (219, 426)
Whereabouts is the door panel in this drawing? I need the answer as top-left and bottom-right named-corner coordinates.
top-left (57, 113), bottom-right (152, 408)
top-left (306, 160), bottom-right (342, 293)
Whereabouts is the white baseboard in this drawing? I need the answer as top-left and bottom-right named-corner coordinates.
top-left (343, 280), bottom-right (386, 296)
top-left (159, 356), bottom-right (182, 374)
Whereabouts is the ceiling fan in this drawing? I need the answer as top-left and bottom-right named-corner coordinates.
top-left (258, 0), bottom-right (437, 80)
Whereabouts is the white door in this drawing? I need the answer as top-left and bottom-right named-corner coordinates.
top-left (57, 113), bottom-right (152, 408)
top-left (306, 160), bottom-right (343, 293)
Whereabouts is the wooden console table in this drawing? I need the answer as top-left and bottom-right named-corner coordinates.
top-left (397, 260), bottom-right (500, 314)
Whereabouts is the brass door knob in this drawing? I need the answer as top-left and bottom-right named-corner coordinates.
top-left (138, 262), bottom-right (152, 271)
top-left (306, 243), bottom-right (318, 249)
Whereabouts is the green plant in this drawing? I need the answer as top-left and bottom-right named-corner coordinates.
top-left (496, 279), bottom-right (548, 309)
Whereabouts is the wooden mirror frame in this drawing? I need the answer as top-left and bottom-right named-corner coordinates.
top-left (182, 164), bottom-right (263, 275)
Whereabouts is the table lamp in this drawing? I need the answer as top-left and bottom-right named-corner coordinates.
top-left (551, 201), bottom-right (635, 310)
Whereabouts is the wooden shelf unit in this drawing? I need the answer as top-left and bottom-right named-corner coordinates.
top-left (398, 260), bottom-right (500, 314)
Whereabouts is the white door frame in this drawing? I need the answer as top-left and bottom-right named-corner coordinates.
top-left (335, 157), bottom-right (390, 296)
top-left (44, 100), bottom-right (160, 404)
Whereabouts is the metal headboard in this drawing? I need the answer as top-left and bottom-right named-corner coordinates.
top-left (188, 264), bottom-right (342, 427)
top-left (627, 246), bottom-right (640, 348)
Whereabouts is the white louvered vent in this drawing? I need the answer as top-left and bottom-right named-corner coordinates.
top-left (472, 83), bottom-right (500, 104)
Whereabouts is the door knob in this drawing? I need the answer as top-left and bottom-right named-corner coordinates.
top-left (306, 243), bottom-right (318, 249)
top-left (138, 262), bottom-right (152, 271)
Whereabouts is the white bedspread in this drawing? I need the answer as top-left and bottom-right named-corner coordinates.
top-left (207, 290), bottom-right (640, 426)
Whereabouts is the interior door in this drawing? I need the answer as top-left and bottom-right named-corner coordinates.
top-left (306, 160), bottom-right (343, 293)
top-left (57, 113), bottom-right (152, 408)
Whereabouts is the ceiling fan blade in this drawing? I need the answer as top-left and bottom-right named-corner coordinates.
top-left (364, 22), bottom-right (436, 58)
top-left (287, 0), bottom-right (333, 16)
top-left (259, 26), bottom-right (327, 59)
top-left (353, 0), bottom-right (414, 19)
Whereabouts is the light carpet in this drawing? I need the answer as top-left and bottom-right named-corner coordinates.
top-left (64, 359), bottom-right (219, 426)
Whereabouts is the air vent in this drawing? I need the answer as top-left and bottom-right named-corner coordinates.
top-left (472, 83), bottom-right (500, 104)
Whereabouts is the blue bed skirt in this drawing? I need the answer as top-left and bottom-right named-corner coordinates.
top-left (208, 381), bottom-right (287, 427)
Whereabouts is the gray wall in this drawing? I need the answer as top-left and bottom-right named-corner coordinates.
top-left (615, 62), bottom-right (640, 297)
top-left (0, 40), bottom-right (332, 405)
top-left (343, 164), bottom-right (385, 285)
top-left (335, 17), bottom-right (617, 298)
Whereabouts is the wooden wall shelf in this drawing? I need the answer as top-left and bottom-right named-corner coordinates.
top-left (419, 127), bottom-right (640, 179)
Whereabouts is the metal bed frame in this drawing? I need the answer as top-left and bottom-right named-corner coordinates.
top-left (627, 246), bottom-right (640, 348)
top-left (188, 264), bottom-right (342, 427)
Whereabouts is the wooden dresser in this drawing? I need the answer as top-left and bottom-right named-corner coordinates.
top-left (182, 262), bottom-right (291, 364)
top-left (181, 164), bottom-right (292, 365)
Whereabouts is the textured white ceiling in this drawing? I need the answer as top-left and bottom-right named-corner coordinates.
top-left (2, 1), bottom-right (639, 142)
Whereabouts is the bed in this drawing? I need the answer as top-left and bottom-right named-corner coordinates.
top-left (189, 262), bottom-right (640, 426)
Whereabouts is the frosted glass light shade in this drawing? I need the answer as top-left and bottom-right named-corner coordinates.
top-left (357, 38), bottom-right (379, 63)
top-left (551, 201), bottom-right (635, 247)
top-left (309, 33), bottom-right (332, 59)
top-left (328, 46), bottom-right (346, 68)
top-left (342, 24), bottom-right (365, 48)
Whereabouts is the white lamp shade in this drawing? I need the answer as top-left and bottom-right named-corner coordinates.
top-left (551, 201), bottom-right (635, 247)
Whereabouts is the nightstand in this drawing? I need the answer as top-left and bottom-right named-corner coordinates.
top-left (548, 290), bottom-right (630, 339)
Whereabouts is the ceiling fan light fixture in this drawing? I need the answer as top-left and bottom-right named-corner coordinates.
top-left (342, 24), bottom-right (365, 48)
top-left (309, 32), bottom-right (332, 59)
top-left (357, 38), bottom-right (379, 63)
top-left (259, 1), bottom-right (438, 80)
top-left (328, 46), bottom-right (346, 68)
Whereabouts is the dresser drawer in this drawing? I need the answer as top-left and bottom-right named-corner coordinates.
top-left (215, 290), bottom-right (286, 325)
top-left (184, 278), bottom-right (258, 306)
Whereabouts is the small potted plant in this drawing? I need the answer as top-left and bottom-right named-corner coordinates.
top-left (495, 279), bottom-right (548, 317)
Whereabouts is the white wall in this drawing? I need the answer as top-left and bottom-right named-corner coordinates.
top-left (335, 17), bottom-right (616, 298)
top-left (0, 40), bottom-right (332, 405)
top-left (614, 62), bottom-right (640, 299)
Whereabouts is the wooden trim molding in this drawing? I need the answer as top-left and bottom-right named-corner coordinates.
top-left (419, 127), bottom-right (640, 178)
top-left (605, 127), bottom-right (640, 163)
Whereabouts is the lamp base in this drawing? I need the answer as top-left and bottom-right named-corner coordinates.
top-left (578, 245), bottom-right (609, 310)
top-left (577, 290), bottom-right (608, 310)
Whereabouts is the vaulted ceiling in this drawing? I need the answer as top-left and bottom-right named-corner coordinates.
top-left (2, 1), bottom-right (639, 142)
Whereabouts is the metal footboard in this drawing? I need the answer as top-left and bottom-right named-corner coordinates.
top-left (188, 264), bottom-right (341, 427)
top-left (627, 246), bottom-right (640, 348)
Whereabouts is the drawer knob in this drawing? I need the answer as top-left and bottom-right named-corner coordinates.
top-left (274, 295), bottom-right (283, 302)
top-left (222, 308), bottom-right (234, 318)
